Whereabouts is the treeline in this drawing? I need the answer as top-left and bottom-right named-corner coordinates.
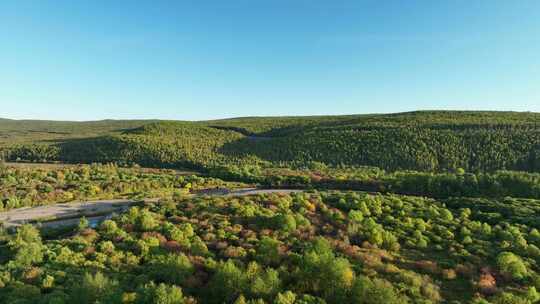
top-left (210, 165), bottom-right (540, 199)
top-left (224, 127), bottom-right (540, 172)
top-left (1, 123), bottom-right (254, 169)
top-left (4, 142), bottom-right (540, 200)
top-left (2, 145), bottom-right (60, 163)
top-left (56, 123), bottom-right (247, 169)
top-left (206, 110), bottom-right (540, 135)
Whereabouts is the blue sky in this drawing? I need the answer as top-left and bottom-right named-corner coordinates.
top-left (1, 1), bottom-right (539, 121)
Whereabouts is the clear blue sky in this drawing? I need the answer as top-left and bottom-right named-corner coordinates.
top-left (1, 1), bottom-right (539, 121)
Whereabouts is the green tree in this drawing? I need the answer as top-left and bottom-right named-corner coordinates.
top-left (256, 237), bottom-right (282, 266)
top-left (137, 282), bottom-right (185, 304)
top-left (351, 276), bottom-right (408, 304)
top-left (78, 217), bottom-right (89, 231)
top-left (298, 238), bottom-right (354, 303)
top-left (8, 224), bottom-right (43, 268)
top-left (496, 251), bottom-right (528, 280)
top-left (137, 209), bottom-right (158, 231)
top-left (71, 272), bottom-right (119, 304)
top-left (274, 291), bottom-right (296, 304)
top-left (208, 260), bottom-right (247, 304)
top-left (148, 253), bottom-right (194, 285)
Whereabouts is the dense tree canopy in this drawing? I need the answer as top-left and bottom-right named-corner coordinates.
top-left (2, 111), bottom-right (539, 172)
top-left (1, 188), bottom-right (540, 303)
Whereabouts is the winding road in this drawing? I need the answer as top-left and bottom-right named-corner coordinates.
top-left (0, 188), bottom-right (302, 228)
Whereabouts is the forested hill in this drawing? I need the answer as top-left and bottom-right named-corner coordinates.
top-left (0, 118), bottom-right (159, 145)
top-left (207, 110), bottom-right (540, 136)
top-left (1, 111), bottom-right (540, 172)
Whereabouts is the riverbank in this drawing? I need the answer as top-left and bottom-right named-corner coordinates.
top-left (0, 188), bottom-right (302, 228)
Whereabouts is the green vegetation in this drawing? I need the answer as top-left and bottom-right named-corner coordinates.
top-left (2, 190), bottom-right (540, 303)
top-left (0, 164), bottom-right (243, 211)
top-left (0, 119), bottom-right (154, 146)
top-left (2, 111), bottom-right (540, 303)
top-left (212, 166), bottom-right (540, 199)
top-left (2, 111), bottom-right (539, 172)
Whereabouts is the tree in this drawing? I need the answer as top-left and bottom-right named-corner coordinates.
top-left (71, 272), bottom-right (119, 304)
top-left (234, 295), bottom-right (248, 304)
top-left (148, 253), bottom-right (194, 285)
top-left (274, 291), bottom-right (296, 304)
top-left (42, 275), bottom-right (55, 289)
top-left (273, 214), bottom-right (297, 233)
top-left (249, 267), bottom-right (281, 299)
top-left (78, 217), bottom-right (89, 231)
top-left (150, 284), bottom-right (185, 304)
top-left (298, 238), bottom-right (354, 302)
top-left (348, 210), bottom-right (364, 223)
top-left (351, 276), bottom-right (408, 304)
top-left (208, 260), bottom-right (246, 304)
top-left (191, 236), bottom-right (209, 256)
top-left (295, 295), bottom-right (327, 304)
top-left (256, 237), bottom-right (282, 266)
top-left (8, 224), bottom-right (43, 268)
top-left (440, 209), bottom-right (454, 221)
top-left (137, 282), bottom-right (185, 304)
top-left (491, 292), bottom-right (531, 304)
top-left (0, 281), bottom-right (42, 303)
top-left (496, 252), bottom-right (528, 280)
top-left (208, 260), bottom-right (282, 303)
top-left (100, 219), bottom-right (119, 238)
top-left (137, 209), bottom-right (158, 231)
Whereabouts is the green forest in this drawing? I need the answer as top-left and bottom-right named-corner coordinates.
top-left (1, 111), bottom-right (540, 303)
top-left (2, 111), bottom-right (539, 172)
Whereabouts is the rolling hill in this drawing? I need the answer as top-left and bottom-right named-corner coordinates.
top-left (1, 111), bottom-right (539, 172)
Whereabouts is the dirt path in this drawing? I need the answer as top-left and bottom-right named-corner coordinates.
top-left (0, 199), bottom-right (140, 228)
top-left (0, 188), bottom-right (302, 228)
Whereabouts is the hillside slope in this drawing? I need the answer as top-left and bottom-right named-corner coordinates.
top-left (1, 111), bottom-right (539, 172)
top-left (0, 119), bottom-right (156, 146)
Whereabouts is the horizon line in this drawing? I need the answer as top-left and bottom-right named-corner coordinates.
top-left (2, 109), bottom-right (539, 123)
